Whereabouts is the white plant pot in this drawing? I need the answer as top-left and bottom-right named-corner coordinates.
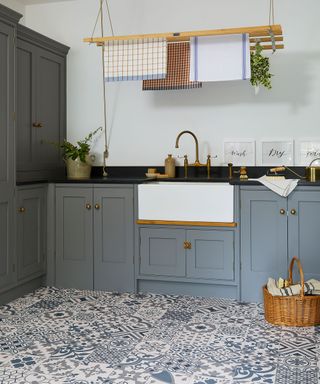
top-left (66, 157), bottom-right (92, 180)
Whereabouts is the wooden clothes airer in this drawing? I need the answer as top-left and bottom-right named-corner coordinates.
top-left (84, 0), bottom-right (284, 88)
top-left (84, 24), bottom-right (284, 52)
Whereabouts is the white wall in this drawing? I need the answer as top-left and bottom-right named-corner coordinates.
top-left (25, 0), bottom-right (320, 166)
top-left (0, 0), bottom-right (25, 20)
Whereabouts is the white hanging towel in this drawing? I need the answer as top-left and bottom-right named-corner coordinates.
top-left (104, 38), bottom-right (167, 82)
top-left (257, 176), bottom-right (299, 197)
top-left (190, 34), bottom-right (251, 82)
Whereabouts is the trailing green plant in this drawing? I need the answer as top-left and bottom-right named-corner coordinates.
top-left (54, 127), bottom-right (102, 163)
top-left (250, 43), bottom-right (273, 90)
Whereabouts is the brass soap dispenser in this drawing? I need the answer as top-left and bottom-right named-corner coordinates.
top-left (165, 154), bottom-right (176, 178)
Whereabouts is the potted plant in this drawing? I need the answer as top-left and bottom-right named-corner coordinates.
top-left (250, 42), bottom-right (273, 94)
top-left (57, 127), bottom-right (102, 180)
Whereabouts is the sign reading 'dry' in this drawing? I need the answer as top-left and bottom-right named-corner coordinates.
top-left (261, 140), bottom-right (293, 166)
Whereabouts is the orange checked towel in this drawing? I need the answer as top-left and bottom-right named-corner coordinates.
top-left (142, 42), bottom-right (202, 90)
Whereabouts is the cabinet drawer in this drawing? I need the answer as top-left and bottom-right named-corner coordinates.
top-left (140, 228), bottom-right (186, 277)
top-left (187, 230), bottom-right (234, 280)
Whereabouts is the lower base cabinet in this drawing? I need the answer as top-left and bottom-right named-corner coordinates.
top-left (16, 185), bottom-right (47, 281)
top-left (55, 186), bottom-right (93, 289)
top-left (240, 186), bottom-right (320, 303)
top-left (240, 189), bottom-right (287, 303)
top-left (0, 185), bottom-right (46, 304)
top-left (55, 184), bottom-right (134, 292)
top-left (139, 227), bottom-right (235, 283)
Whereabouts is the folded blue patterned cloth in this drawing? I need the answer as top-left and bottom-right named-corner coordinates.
top-left (267, 278), bottom-right (320, 296)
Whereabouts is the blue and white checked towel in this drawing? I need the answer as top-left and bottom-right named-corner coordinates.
top-left (104, 38), bottom-right (167, 82)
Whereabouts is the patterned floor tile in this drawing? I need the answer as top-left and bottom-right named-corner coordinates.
top-left (0, 286), bottom-right (319, 384)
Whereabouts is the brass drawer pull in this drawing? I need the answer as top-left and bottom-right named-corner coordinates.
top-left (94, 203), bottom-right (100, 210)
top-left (184, 241), bottom-right (192, 250)
top-left (85, 203), bottom-right (92, 210)
top-left (18, 207), bottom-right (26, 213)
top-left (280, 209), bottom-right (286, 215)
top-left (290, 209), bottom-right (297, 215)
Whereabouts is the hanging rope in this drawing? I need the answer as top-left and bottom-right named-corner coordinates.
top-left (268, 0), bottom-right (276, 53)
top-left (269, 0), bottom-right (275, 26)
top-left (90, 0), bottom-right (115, 176)
top-left (105, 0), bottom-right (114, 37)
top-left (99, 0), bottom-right (109, 176)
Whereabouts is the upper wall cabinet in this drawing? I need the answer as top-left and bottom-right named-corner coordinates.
top-left (16, 25), bottom-right (69, 181)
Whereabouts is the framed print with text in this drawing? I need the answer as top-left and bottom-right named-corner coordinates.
top-left (223, 139), bottom-right (255, 166)
top-left (297, 139), bottom-right (320, 166)
top-left (261, 139), bottom-right (294, 166)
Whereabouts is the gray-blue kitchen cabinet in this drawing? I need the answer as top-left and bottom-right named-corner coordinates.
top-left (55, 185), bottom-right (134, 292)
top-left (93, 186), bottom-right (134, 292)
top-left (0, 8), bottom-right (17, 292)
top-left (139, 227), bottom-right (235, 281)
top-left (187, 230), bottom-right (234, 281)
top-left (240, 189), bottom-right (288, 302)
top-left (288, 190), bottom-right (320, 281)
top-left (240, 186), bottom-right (320, 302)
top-left (16, 25), bottom-right (69, 181)
top-left (55, 186), bottom-right (94, 290)
top-left (140, 228), bottom-right (186, 277)
top-left (16, 185), bottom-right (46, 281)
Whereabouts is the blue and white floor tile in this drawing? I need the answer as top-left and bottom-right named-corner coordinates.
top-left (0, 287), bottom-right (319, 384)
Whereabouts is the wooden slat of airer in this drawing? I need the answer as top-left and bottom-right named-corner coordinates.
top-left (167, 36), bottom-right (284, 44)
top-left (83, 24), bottom-right (283, 44)
top-left (249, 36), bottom-right (283, 43)
top-left (250, 44), bottom-right (284, 50)
top-left (136, 219), bottom-right (237, 227)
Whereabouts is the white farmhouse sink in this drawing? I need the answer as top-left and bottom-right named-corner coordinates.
top-left (138, 182), bottom-right (234, 222)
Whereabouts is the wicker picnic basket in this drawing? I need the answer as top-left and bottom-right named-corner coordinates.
top-left (263, 256), bottom-right (320, 326)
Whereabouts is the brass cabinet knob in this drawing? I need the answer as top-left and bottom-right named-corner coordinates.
top-left (280, 209), bottom-right (286, 215)
top-left (18, 207), bottom-right (26, 213)
top-left (32, 122), bottom-right (43, 128)
top-left (94, 203), bottom-right (100, 210)
top-left (290, 209), bottom-right (297, 215)
top-left (183, 241), bottom-right (192, 249)
top-left (85, 203), bottom-right (92, 210)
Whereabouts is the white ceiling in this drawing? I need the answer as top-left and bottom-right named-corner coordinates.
top-left (18, 0), bottom-right (75, 4)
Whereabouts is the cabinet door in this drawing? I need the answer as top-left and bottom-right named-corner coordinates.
top-left (17, 187), bottom-right (46, 280)
top-left (288, 191), bottom-right (320, 281)
top-left (140, 228), bottom-right (186, 277)
top-left (55, 187), bottom-right (93, 289)
top-left (16, 39), bottom-right (36, 172)
top-left (241, 190), bottom-right (288, 302)
top-left (35, 47), bottom-right (65, 170)
top-left (16, 40), bottom-right (66, 174)
top-left (93, 187), bottom-right (134, 292)
top-left (187, 230), bottom-right (234, 281)
top-left (0, 21), bottom-right (15, 290)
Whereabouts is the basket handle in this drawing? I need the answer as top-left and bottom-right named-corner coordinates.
top-left (288, 256), bottom-right (305, 298)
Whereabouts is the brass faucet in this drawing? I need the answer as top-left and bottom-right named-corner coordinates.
top-left (175, 130), bottom-right (202, 166)
top-left (175, 130), bottom-right (211, 177)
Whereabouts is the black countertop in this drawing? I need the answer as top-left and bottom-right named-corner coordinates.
top-left (16, 166), bottom-right (320, 187)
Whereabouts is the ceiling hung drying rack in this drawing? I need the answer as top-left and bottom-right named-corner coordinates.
top-left (84, 24), bottom-right (284, 52)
